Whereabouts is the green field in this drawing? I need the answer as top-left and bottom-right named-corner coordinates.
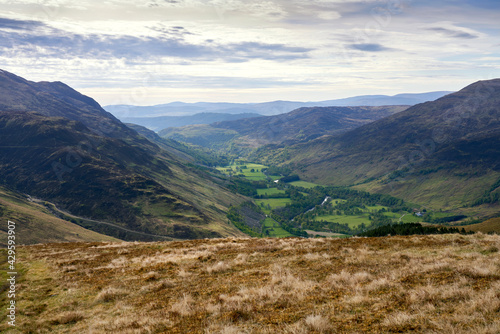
top-left (329, 198), bottom-right (347, 206)
top-left (217, 162), bottom-right (269, 181)
top-left (314, 214), bottom-right (371, 228)
top-left (288, 180), bottom-right (319, 188)
top-left (255, 198), bottom-right (292, 214)
top-left (257, 188), bottom-right (287, 197)
top-left (399, 214), bottom-right (425, 223)
top-left (365, 205), bottom-right (388, 212)
top-left (262, 218), bottom-right (293, 237)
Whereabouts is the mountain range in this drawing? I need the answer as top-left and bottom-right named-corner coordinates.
top-left (105, 91), bottom-right (451, 119)
top-left (119, 112), bottom-right (262, 131)
top-left (0, 69), bottom-right (246, 244)
top-left (159, 105), bottom-right (409, 155)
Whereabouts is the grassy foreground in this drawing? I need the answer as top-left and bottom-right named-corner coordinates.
top-left (2, 234), bottom-right (499, 333)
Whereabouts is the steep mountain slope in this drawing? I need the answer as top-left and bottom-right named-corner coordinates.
top-left (266, 79), bottom-right (500, 211)
top-left (0, 186), bottom-right (119, 246)
top-left (159, 106), bottom-right (408, 154)
top-left (0, 70), bottom-right (151, 146)
top-left (0, 69), bottom-right (245, 241)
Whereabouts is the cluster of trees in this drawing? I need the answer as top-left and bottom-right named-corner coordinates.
top-left (226, 205), bottom-right (261, 237)
top-left (280, 174), bottom-right (300, 183)
top-left (301, 220), bottom-right (352, 234)
top-left (270, 213), bottom-right (308, 237)
top-left (325, 187), bottom-right (409, 211)
top-left (426, 214), bottom-right (467, 224)
top-left (273, 188), bottom-right (325, 222)
top-left (472, 192), bottom-right (500, 206)
top-left (358, 223), bottom-right (473, 237)
top-left (471, 177), bottom-right (500, 206)
top-left (226, 178), bottom-right (258, 197)
top-left (261, 166), bottom-right (292, 177)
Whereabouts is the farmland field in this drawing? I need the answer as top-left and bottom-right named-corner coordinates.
top-left (262, 217), bottom-right (293, 237)
top-left (217, 162), bottom-right (269, 181)
top-left (288, 180), bottom-right (319, 188)
top-left (256, 188), bottom-right (286, 197)
top-left (255, 198), bottom-right (292, 214)
top-left (314, 214), bottom-right (371, 228)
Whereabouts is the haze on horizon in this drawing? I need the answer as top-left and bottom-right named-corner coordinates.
top-left (0, 0), bottom-right (499, 106)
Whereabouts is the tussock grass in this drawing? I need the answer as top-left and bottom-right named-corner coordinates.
top-left (4, 234), bottom-right (500, 333)
top-left (49, 311), bottom-right (85, 325)
top-left (206, 261), bottom-right (231, 274)
top-left (305, 314), bottom-right (333, 333)
top-left (95, 287), bottom-right (128, 303)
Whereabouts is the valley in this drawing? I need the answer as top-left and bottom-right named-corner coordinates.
top-left (1, 70), bottom-right (498, 245)
top-left (214, 159), bottom-right (476, 239)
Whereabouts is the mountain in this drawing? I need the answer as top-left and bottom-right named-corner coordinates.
top-left (317, 92), bottom-right (453, 107)
top-left (159, 106), bottom-right (408, 154)
top-left (121, 112), bottom-right (261, 131)
top-left (0, 69), bottom-right (246, 242)
top-left (0, 69), bottom-right (152, 146)
top-left (104, 91), bottom-right (452, 118)
top-left (261, 79), bottom-right (500, 213)
top-left (214, 105), bottom-right (409, 144)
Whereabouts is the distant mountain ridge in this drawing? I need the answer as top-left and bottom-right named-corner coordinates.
top-left (159, 105), bottom-right (409, 155)
top-left (121, 112), bottom-right (262, 131)
top-left (213, 105), bottom-right (409, 144)
top-left (105, 91), bottom-right (452, 119)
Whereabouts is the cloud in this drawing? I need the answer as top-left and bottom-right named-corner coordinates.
top-left (427, 27), bottom-right (478, 39)
top-left (0, 17), bottom-right (45, 31)
top-left (224, 42), bottom-right (311, 61)
top-left (0, 18), bottom-right (312, 62)
top-left (348, 43), bottom-right (394, 52)
top-left (149, 24), bottom-right (194, 37)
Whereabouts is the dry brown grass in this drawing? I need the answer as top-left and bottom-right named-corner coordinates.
top-left (3, 233), bottom-right (500, 333)
top-left (463, 217), bottom-right (500, 234)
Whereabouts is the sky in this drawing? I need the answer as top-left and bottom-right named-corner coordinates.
top-left (0, 0), bottom-right (499, 106)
